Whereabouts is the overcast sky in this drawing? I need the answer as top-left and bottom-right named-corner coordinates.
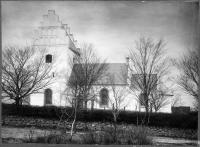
top-left (2, 1), bottom-right (199, 112)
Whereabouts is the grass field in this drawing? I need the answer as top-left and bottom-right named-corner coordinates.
top-left (2, 125), bottom-right (151, 144)
top-left (2, 125), bottom-right (197, 145)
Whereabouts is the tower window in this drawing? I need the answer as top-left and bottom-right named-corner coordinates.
top-left (46, 54), bottom-right (52, 63)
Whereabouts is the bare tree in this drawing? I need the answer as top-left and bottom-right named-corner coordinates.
top-left (53, 86), bottom-right (78, 141)
top-left (173, 49), bottom-right (198, 109)
top-left (68, 44), bottom-right (108, 110)
top-left (65, 44), bottom-right (108, 140)
top-left (149, 85), bottom-right (172, 113)
top-left (64, 77), bottom-right (83, 140)
top-left (107, 74), bottom-right (130, 138)
top-left (171, 93), bottom-right (185, 107)
top-left (128, 36), bottom-right (170, 116)
top-left (2, 45), bottom-right (58, 108)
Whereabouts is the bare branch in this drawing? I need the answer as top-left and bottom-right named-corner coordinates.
top-left (2, 45), bottom-right (59, 107)
top-left (67, 43), bottom-right (108, 109)
top-left (172, 48), bottom-right (198, 107)
top-left (127, 36), bottom-right (170, 114)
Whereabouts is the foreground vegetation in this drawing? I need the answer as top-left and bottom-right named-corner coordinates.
top-left (2, 126), bottom-right (152, 145)
top-left (2, 104), bottom-right (197, 145)
top-left (81, 127), bottom-right (152, 145)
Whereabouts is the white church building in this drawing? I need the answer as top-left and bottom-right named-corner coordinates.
top-left (29, 10), bottom-right (166, 112)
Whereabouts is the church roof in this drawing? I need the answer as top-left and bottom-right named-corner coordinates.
top-left (95, 63), bottom-right (128, 85)
top-left (69, 63), bottom-right (128, 86)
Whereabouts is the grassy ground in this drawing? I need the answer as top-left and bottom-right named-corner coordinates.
top-left (2, 126), bottom-right (52, 143)
top-left (2, 126), bottom-right (83, 144)
top-left (2, 126), bottom-right (197, 145)
top-left (2, 125), bottom-right (152, 144)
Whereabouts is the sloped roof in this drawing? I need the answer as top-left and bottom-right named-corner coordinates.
top-left (69, 63), bottom-right (128, 86)
top-left (95, 63), bottom-right (128, 85)
top-left (131, 74), bottom-right (157, 90)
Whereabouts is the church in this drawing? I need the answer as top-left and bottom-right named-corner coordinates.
top-left (30, 10), bottom-right (157, 112)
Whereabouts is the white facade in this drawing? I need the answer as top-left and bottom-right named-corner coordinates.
top-left (30, 10), bottom-right (79, 106)
top-left (90, 85), bottom-right (138, 111)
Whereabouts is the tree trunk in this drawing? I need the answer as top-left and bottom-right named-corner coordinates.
top-left (16, 99), bottom-right (20, 107)
top-left (15, 97), bottom-right (20, 111)
top-left (144, 96), bottom-right (149, 114)
top-left (144, 93), bottom-right (149, 125)
top-left (113, 114), bottom-right (117, 142)
top-left (150, 103), bottom-right (153, 113)
top-left (84, 100), bottom-right (87, 110)
top-left (20, 99), bottom-right (23, 105)
top-left (69, 112), bottom-right (77, 141)
top-left (91, 100), bottom-right (94, 111)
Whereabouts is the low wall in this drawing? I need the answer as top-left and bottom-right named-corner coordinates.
top-left (2, 115), bottom-right (197, 140)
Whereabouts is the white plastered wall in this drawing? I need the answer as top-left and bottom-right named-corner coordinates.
top-left (90, 85), bottom-right (140, 111)
top-left (30, 10), bottom-right (77, 107)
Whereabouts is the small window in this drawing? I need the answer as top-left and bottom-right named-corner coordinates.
top-left (100, 88), bottom-right (109, 106)
top-left (46, 54), bottom-right (52, 63)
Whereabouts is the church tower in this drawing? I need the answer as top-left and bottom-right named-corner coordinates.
top-left (30, 10), bottom-right (79, 106)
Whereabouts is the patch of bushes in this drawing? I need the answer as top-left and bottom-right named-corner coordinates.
top-left (81, 126), bottom-right (153, 145)
top-left (24, 134), bottom-right (71, 144)
top-left (2, 103), bottom-right (73, 119)
top-left (2, 137), bottom-right (23, 143)
top-left (3, 125), bottom-right (152, 145)
top-left (22, 126), bottom-right (76, 144)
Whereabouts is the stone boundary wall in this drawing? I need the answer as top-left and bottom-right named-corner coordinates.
top-left (2, 115), bottom-right (197, 140)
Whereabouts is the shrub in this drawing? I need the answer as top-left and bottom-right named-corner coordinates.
top-left (23, 126), bottom-right (68, 144)
top-left (2, 103), bottom-right (73, 119)
top-left (132, 126), bottom-right (152, 145)
top-left (81, 131), bottom-right (98, 144)
top-left (2, 137), bottom-right (23, 143)
top-left (81, 126), bottom-right (153, 145)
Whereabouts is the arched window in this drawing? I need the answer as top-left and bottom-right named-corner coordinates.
top-left (50, 38), bottom-right (55, 44)
top-left (46, 54), bottom-right (52, 63)
top-left (53, 29), bottom-right (57, 35)
top-left (139, 93), bottom-right (145, 106)
top-left (100, 88), bottom-right (109, 106)
top-left (47, 29), bottom-right (52, 35)
top-left (45, 38), bottom-right (50, 45)
top-left (42, 29), bottom-right (46, 35)
top-left (40, 38), bottom-right (44, 45)
top-left (34, 39), bottom-right (39, 45)
top-left (44, 89), bottom-right (52, 105)
top-left (56, 38), bottom-right (62, 44)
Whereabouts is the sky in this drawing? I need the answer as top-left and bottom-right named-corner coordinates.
top-left (2, 1), bottom-right (199, 112)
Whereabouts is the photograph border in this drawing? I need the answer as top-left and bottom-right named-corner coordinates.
top-left (0, 0), bottom-right (199, 147)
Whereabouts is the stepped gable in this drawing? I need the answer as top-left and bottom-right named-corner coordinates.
top-left (31, 10), bottom-right (78, 54)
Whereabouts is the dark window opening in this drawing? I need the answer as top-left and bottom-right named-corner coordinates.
top-left (44, 89), bottom-right (52, 105)
top-left (100, 88), bottom-right (109, 106)
top-left (46, 54), bottom-right (52, 63)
